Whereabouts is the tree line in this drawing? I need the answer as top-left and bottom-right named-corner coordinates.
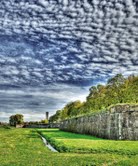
top-left (9, 114), bottom-right (48, 127)
top-left (49, 74), bottom-right (138, 122)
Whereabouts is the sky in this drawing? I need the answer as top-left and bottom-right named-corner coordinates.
top-left (0, 0), bottom-right (138, 122)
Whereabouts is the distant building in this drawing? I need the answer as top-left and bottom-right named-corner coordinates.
top-left (46, 112), bottom-right (49, 120)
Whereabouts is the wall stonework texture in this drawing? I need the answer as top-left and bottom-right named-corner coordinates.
top-left (25, 123), bottom-right (60, 128)
top-left (60, 104), bottom-right (138, 140)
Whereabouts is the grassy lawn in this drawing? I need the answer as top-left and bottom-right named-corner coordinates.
top-left (38, 129), bottom-right (138, 155)
top-left (0, 127), bottom-right (138, 166)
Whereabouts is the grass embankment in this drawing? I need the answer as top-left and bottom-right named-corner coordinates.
top-left (38, 129), bottom-right (138, 156)
top-left (0, 127), bottom-right (138, 166)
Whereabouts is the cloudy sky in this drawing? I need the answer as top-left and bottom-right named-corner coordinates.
top-left (0, 0), bottom-right (138, 122)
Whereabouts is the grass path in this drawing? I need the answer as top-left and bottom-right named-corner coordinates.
top-left (0, 127), bottom-right (138, 166)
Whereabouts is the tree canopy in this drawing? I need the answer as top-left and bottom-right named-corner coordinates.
top-left (49, 74), bottom-right (138, 122)
top-left (9, 114), bottom-right (24, 126)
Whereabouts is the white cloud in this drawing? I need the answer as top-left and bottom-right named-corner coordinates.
top-left (0, 0), bottom-right (137, 121)
top-left (0, 83), bottom-right (89, 122)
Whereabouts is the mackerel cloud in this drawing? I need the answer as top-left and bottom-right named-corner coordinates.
top-left (0, 0), bottom-right (138, 121)
top-left (0, 0), bottom-right (137, 85)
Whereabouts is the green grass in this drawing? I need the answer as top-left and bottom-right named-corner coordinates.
top-left (0, 127), bottom-right (138, 166)
top-left (38, 129), bottom-right (138, 155)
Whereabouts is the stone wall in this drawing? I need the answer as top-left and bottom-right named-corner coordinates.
top-left (24, 123), bottom-right (60, 128)
top-left (60, 104), bottom-right (138, 140)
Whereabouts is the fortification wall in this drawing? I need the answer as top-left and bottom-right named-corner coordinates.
top-left (24, 123), bottom-right (60, 128)
top-left (60, 104), bottom-right (138, 140)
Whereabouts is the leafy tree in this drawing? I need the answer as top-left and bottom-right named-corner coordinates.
top-left (50, 74), bottom-right (138, 122)
top-left (49, 110), bottom-right (61, 123)
top-left (64, 100), bottom-right (83, 117)
top-left (9, 114), bottom-right (24, 126)
top-left (107, 74), bottom-right (125, 87)
top-left (40, 119), bottom-right (49, 124)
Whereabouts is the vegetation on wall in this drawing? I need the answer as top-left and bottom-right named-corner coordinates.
top-left (50, 74), bottom-right (138, 122)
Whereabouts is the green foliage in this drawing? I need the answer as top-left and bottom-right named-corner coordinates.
top-left (9, 114), bottom-right (24, 126)
top-left (40, 119), bottom-right (49, 124)
top-left (1, 127), bottom-right (137, 166)
top-left (49, 110), bottom-right (62, 123)
top-left (60, 100), bottom-right (83, 120)
top-left (50, 74), bottom-right (138, 122)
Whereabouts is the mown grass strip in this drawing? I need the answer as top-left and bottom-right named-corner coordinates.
top-left (38, 129), bottom-right (138, 156)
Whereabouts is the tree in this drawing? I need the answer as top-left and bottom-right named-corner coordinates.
top-left (107, 74), bottom-right (125, 87)
top-left (40, 119), bottom-right (49, 124)
top-left (49, 110), bottom-right (61, 123)
top-left (50, 74), bottom-right (138, 121)
top-left (9, 114), bottom-right (24, 126)
top-left (65, 100), bottom-right (83, 117)
top-left (88, 86), bottom-right (98, 98)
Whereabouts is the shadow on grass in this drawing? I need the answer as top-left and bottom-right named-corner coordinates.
top-left (0, 125), bottom-right (12, 129)
top-left (26, 130), bottom-right (40, 138)
top-left (37, 129), bottom-right (103, 140)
